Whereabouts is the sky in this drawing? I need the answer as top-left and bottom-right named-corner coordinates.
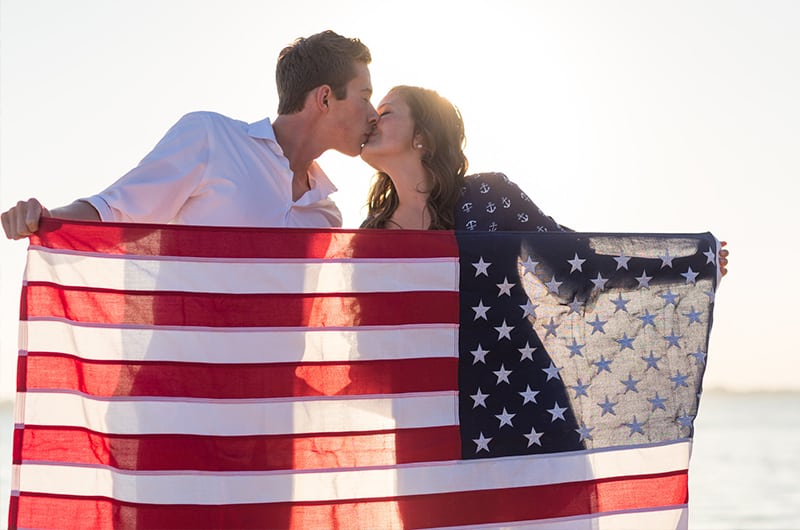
top-left (1, 0), bottom-right (798, 400)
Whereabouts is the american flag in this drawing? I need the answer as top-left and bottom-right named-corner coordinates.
top-left (9, 219), bottom-right (718, 529)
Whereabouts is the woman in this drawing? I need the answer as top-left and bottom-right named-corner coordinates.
top-left (360, 85), bottom-right (728, 274)
top-left (360, 85), bottom-right (565, 233)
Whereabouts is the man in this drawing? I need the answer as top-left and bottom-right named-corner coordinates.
top-left (1, 30), bottom-right (378, 238)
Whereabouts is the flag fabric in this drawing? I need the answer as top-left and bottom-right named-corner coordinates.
top-left (9, 218), bottom-right (719, 529)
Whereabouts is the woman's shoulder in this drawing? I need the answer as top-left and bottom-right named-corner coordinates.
top-left (461, 172), bottom-right (525, 199)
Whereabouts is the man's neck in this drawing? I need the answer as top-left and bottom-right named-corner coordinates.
top-left (272, 115), bottom-right (322, 201)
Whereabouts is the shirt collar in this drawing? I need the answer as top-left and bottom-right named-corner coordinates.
top-left (248, 117), bottom-right (338, 201)
top-left (248, 117), bottom-right (278, 142)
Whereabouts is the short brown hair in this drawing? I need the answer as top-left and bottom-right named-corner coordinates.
top-left (276, 30), bottom-right (371, 115)
top-left (362, 86), bottom-right (469, 230)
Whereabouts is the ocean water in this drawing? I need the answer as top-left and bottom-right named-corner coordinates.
top-left (1, 392), bottom-right (798, 529)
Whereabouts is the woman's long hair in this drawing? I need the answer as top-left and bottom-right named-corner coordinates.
top-left (361, 86), bottom-right (468, 230)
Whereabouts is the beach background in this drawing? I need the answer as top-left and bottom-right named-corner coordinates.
top-left (2, 1), bottom-right (799, 528)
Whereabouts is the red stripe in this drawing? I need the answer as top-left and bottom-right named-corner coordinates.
top-left (24, 283), bottom-right (459, 327)
top-left (30, 218), bottom-right (459, 259)
top-left (12, 471), bottom-right (688, 530)
top-left (16, 425), bottom-right (461, 471)
top-left (23, 353), bottom-right (458, 398)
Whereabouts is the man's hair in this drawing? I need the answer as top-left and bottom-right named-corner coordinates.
top-left (276, 30), bottom-right (371, 115)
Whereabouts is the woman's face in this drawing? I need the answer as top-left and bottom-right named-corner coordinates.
top-left (360, 92), bottom-right (419, 169)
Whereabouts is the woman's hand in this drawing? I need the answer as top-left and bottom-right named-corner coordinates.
top-left (719, 241), bottom-right (729, 278)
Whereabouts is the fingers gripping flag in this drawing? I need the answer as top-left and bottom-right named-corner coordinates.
top-left (9, 219), bottom-right (718, 529)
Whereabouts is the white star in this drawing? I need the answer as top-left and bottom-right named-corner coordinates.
top-left (594, 355), bottom-right (613, 373)
top-left (520, 256), bottom-right (539, 275)
top-left (575, 423), bottom-right (595, 442)
top-left (611, 293), bottom-right (630, 313)
top-left (689, 347), bottom-right (707, 365)
top-left (495, 407), bottom-right (516, 428)
top-left (661, 289), bottom-right (679, 306)
top-left (638, 309), bottom-right (657, 327)
top-left (683, 306), bottom-right (703, 324)
top-left (496, 277), bottom-right (515, 297)
top-left (636, 270), bottom-right (653, 288)
top-left (664, 330), bottom-right (683, 349)
top-left (472, 257), bottom-right (491, 277)
top-left (660, 249), bottom-right (675, 268)
top-left (598, 395), bottom-right (618, 416)
top-left (571, 379), bottom-right (590, 397)
top-left (613, 253), bottom-right (631, 270)
top-left (543, 317), bottom-right (559, 338)
top-left (518, 342), bottom-right (537, 361)
top-left (547, 402), bottom-right (568, 422)
top-left (567, 296), bottom-right (583, 314)
top-left (493, 364), bottom-right (512, 384)
top-left (524, 427), bottom-right (544, 447)
top-left (545, 275), bottom-right (562, 294)
top-left (670, 371), bottom-right (690, 388)
top-left (542, 362), bottom-right (563, 381)
top-left (677, 411), bottom-right (695, 429)
top-left (590, 272), bottom-right (608, 291)
top-left (626, 416), bottom-right (645, 436)
top-left (470, 388), bottom-right (489, 408)
top-left (642, 351), bottom-right (663, 370)
top-left (567, 252), bottom-right (586, 273)
top-left (587, 314), bottom-right (608, 334)
top-left (470, 344), bottom-right (490, 365)
top-left (649, 393), bottom-right (668, 411)
top-left (494, 319), bottom-right (514, 340)
top-left (681, 266), bottom-right (699, 284)
top-left (519, 300), bottom-right (539, 318)
top-left (703, 247), bottom-right (717, 265)
top-left (519, 385), bottom-right (540, 405)
top-left (471, 300), bottom-right (490, 320)
top-left (473, 432), bottom-right (492, 453)
top-left (616, 333), bottom-right (635, 351)
top-left (566, 338), bottom-right (585, 358)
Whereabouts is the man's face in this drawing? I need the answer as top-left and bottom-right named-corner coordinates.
top-left (326, 62), bottom-right (378, 157)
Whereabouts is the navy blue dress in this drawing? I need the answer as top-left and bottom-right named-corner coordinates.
top-left (455, 172), bottom-right (565, 232)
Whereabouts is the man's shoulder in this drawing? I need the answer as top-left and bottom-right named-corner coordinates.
top-left (174, 111), bottom-right (247, 131)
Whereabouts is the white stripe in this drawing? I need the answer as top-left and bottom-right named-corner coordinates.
top-left (26, 249), bottom-right (458, 293)
top-left (429, 506), bottom-right (688, 530)
top-left (21, 391), bottom-right (459, 435)
top-left (23, 320), bottom-right (458, 363)
top-left (15, 441), bottom-right (690, 505)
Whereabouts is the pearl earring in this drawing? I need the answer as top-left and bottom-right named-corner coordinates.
top-left (415, 144), bottom-right (423, 149)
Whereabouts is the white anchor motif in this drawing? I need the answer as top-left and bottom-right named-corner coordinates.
top-left (466, 220), bottom-right (478, 230)
top-left (489, 222), bottom-right (498, 231)
top-left (486, 202), bottom-right (497, 213)
top-left (479, 183), bottom-right (491, 194)
top-left (502, 197), bottom-right (511, 208)
top-left (461, 202), bottom-right (473, 213)
top-left (517, 213), bottom-right (529, 223)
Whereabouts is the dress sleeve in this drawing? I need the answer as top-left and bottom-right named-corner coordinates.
top-left (481, 173), bottom-right (567, 232)
top-left (82, 113), bottom-right (210, 223)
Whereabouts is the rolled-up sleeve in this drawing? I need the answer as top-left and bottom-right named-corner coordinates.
top-left (82, 113), bottom-right (210, 223)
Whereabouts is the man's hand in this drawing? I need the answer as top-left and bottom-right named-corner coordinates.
top-left (2, 199), bottom-right (101, 239)
top-left (1, 198), bottom-right (49, 240)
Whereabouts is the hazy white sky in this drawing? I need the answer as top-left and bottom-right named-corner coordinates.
top-left (1, 0), bottom-right (798, 396)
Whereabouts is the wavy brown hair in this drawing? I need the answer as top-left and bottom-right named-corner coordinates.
top-left (361, 86), bottom-right (468, 230)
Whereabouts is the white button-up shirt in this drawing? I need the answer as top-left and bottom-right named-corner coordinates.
top-left (83, 112), bottom-right (342, 227)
